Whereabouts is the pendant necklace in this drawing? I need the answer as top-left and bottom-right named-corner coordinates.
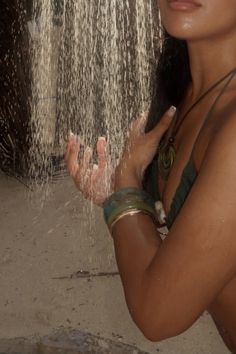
top-left (157, 67), bottom-right (236, 181)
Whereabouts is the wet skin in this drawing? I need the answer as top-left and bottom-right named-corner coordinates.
top-left (66, 84), bottom-right (236, 352)
top-left (66, 0), bottom-right (236, 347)
top-left (157, 83), bottom-right (236, 352)
top-left (156, 1), bottom-right (236, 350)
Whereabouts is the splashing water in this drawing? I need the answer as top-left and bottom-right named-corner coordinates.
top-left (28, 0), bottom-right (162, 228)
top-left (0, 1), bottom-right (31, 177)
top-left (28, 0), bottom-right (161, 224)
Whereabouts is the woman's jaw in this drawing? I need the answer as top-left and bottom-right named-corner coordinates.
top-left (158, 0), bottom-right (236, 42)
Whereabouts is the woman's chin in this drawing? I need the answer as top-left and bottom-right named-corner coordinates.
top-left (164, 25), bottom-right (200, 41)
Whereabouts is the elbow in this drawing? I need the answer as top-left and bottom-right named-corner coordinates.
top-left (131, 305), bottom-right (191, 342)
top-left (140, 325), bottom-right (184, 343)
top-left (138, 321), bottom-right (185, 343)
top-left (125, 279), bottom-right (195, 342)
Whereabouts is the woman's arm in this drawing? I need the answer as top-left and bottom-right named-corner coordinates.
top-left (65, 106), bottom-right (236, 341)
top-left (112, 112), bottom-right (236, 341)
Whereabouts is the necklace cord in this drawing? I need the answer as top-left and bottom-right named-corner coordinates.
top-left (157, 67), bottom-right (236, 181)
top-left (173, 67), bottom-right (236, 137)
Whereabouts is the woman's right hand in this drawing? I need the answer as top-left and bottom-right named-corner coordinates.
top-left (65, 134), bottom-right (114, 206)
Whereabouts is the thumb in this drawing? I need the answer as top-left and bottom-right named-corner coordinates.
top-left (149, 105), bottom-right (177, 141)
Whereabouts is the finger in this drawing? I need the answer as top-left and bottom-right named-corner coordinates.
top-left (64, 133), bottom-right (77, 162)
top-left (66, 140), bottom-right (81, 178)
top-left (91, 164), bottom-right (99, 182)
top-left (97, 137), bottom-right (108, 169)
top-left (148, 106), bottom-right (176, 141)
top-left (80, 146), bottom-right (93, 174)
top-left (73, 146), bottom-right (93, 191)
top-left (129, 111), bottom-right (149, 139)
top-left (90, 165), bottom-right (109, 204)
top-left (137, 111), bottom-right (149, 134)
top-left (82, 168), bottom-right (93, 199)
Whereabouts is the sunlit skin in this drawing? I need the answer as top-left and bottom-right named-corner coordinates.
top-left (65, 0), bottom-right (236, 352)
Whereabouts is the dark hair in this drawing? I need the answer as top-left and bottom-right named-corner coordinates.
top-left (146, 30), bottom-right (191, 131)
top-left (143, 29), bottom-right (192, 191)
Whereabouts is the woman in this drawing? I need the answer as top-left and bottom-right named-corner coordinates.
top-left (65, 0), bottom-right (236, 352)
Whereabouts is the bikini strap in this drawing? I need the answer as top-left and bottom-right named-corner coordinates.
top-left (144, 68), bottom-right (236, 201)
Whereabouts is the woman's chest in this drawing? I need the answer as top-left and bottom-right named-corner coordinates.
top-left (157, 108), bottom-right (211, 216)
top-left (156, 90), bottom-right (236, 219)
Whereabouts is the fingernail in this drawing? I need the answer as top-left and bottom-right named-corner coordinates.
top-left (141, 111), bottom-right (149, 119)
top-left (167, 106), bottom-right (177, 117)
top-left (69, 131), bottom-right (76, 142)
top-left (93, 164), bottom-right (98, 170)
top-left (85, 146), bottom-right (92, 154)
top-left (98, 136), bottom-right (106, 141)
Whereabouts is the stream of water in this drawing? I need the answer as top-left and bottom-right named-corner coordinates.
top-left (29, 0), bottom-right (160, 182)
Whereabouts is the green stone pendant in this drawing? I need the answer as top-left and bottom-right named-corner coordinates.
top-left (157, 140), bottom-right (176, 181)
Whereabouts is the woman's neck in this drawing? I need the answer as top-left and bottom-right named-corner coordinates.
top-left (186, 31), bottom-right (236, 101)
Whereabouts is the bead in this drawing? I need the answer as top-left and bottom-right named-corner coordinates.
top-left (155, 200), bottom-right (167, 225)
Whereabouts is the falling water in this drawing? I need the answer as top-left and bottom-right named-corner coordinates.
top-left (29, 0), bottom-right (160, 181)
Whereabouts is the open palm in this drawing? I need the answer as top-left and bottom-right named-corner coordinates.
top-left (65, 135), bottom-right (114, 206)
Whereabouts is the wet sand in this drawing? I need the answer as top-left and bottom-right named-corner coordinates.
top-left (0, 171), bottom-right (230, 353)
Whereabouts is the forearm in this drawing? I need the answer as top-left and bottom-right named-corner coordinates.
top-left (112, 210), bottom-right (162, 321)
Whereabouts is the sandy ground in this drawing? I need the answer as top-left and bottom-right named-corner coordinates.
top-left (0, 171), bottom-right (230, 354)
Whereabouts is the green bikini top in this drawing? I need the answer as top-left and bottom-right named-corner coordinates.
top-left (150, 153), bottom-right (197, 229)
top-left (147, 69), bottom-right (236, 230)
